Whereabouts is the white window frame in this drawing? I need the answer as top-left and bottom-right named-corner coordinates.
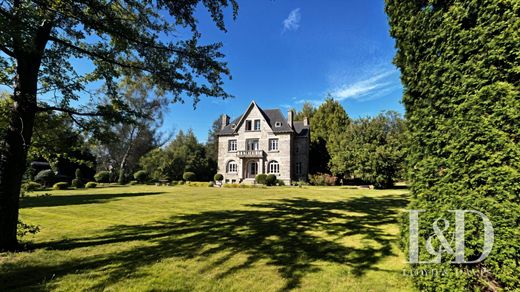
top-left (227, 161), bottom-right (238, 173)
top-left (228, 139), bottom-right (237, 152)
top-left (268, 161), bottom-right (280, 174)
top-left (254, 119), bottom-right (261, 131)
top-left (269, 138), bottom-right (279, 151)
top-left (245, 120), bottom-right (252, 131)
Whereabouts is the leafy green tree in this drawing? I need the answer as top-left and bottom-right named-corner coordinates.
top-left (0, 0), bottom-right (237, 250)
top-left (309, 98), bottom-right (350, 173)
top-left (292, 102), bottom-right (316, 121)
top-left (329, 111), bottom-right (407, 188)
top-left (204, 116), bottom-right (222, 176)
top-left (386, 0), bottom-right (519, 290)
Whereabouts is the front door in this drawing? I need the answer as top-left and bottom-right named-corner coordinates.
top-left (247, 161), bottom-right (258, 178)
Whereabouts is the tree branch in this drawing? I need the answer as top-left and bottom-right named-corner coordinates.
top-left (0, 43), bottom-right (14, 57)
top-left (36, 105), bottom-right (103, 117)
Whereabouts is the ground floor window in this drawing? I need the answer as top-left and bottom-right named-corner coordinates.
top-left (227, 160), bottom-right (238, 173)
top-left (268, 161), bottom-right (280, 174)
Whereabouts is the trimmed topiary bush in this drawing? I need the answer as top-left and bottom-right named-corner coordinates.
top-left (85, 182), bottom-right (97, 188)
top-left (34, 169), bottom-right (55, 187)
top-left (133, 170), bottom-right (148, 184)
top-left (265, 174), bottom-right (277, 186)
top-left (213, 173), bottom-right (223, 182)
top-left (255, 174), bottom-right (267, 185)
top-left (183, 172), bottom-right (196, 182)
top-left (94, 171), bottom-right (110, 183)
top-left (129, 180), bottom-right (139, 185)
top-left (71, 178), bottom-right (84, 189)
top-left (277, 179), bottom-right (285, 186)
top-left (23, 181), bottom-right (41, 192)
top-left (53, 182), bottom-right (69, 190)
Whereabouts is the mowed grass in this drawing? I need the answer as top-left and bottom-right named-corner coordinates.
top-left (1, 185), bottom-right (413, 291)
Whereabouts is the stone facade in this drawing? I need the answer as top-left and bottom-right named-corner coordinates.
top-left (217, 101), bottom-right (310, 184)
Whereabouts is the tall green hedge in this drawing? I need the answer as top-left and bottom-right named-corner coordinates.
top-left (386, 0), bottom-right (519, 290)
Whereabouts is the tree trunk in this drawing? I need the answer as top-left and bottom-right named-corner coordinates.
top-left (0, 56), bottom-right (39, 251)
top-left (118, 127), bottom-right (137, 185)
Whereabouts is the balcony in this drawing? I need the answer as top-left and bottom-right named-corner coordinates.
top-left (237, 150), bottom-right (264, 158)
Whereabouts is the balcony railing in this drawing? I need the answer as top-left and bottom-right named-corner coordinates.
top-left (237, 150), bottom-right (264, 158)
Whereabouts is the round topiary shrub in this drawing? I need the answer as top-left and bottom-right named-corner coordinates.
top-left (71, 178), bottom-right (85, 189)
top-left (265, 174), bottom-right (277, 186)
top-left (277, 179), bottom-right (286, 186)
top-left (255, 174), bottom-right (267, 185)
top-left (94, 171), bottom-right (110, 183)
top-left (34, 169), bottom-right (55, 187)
top-left (133, 170), bottom-right (148, 184)
top-left (208, 181), bottom-right (215, 187)
top-left (214, 173), bottom-right (224, 181)
top-left (53, 182), bottom-right (69, 190)
top-left (183, 172), bottom-right (196, 182)
top-left (23, 181), bottom-right (41, 192)
top-left (85, 182), bottom-right (97, 188)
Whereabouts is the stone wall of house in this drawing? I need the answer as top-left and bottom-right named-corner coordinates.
top-left (218, 105), bottom-right (293, 184)
top-left (293, 136), bottom-right (310, 181)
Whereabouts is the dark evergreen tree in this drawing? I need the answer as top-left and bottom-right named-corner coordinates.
top-left (386, 0), bottom-right (519, 290)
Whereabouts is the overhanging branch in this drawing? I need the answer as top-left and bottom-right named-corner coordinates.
top-left (36, 105), bottom-right (103, 117)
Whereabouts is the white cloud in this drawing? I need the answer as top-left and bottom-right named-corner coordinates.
top-left (282, 8), bottom-right (301, 32)
top-left (331, 69), bottom-right (398, 101)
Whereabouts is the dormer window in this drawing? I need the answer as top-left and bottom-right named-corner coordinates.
top-left (245, 120), bottom-right (252, 131)
top-left (275, 122), bottom-right (282, 127)
top-left (254, 120), bottom-right (261, 131)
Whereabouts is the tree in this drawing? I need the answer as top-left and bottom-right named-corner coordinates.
top-left (0, 0), bottom-right (238, 250)
top-left (205, 116), bottom-right (222, 176)
top-left (328, 111), bottom-right (407, 188)
top-left (309, 98), bottom-right (349, 173)
top-left (92, 77), bottom-right (167, 185)
top-left (386, 0), bottom-right (519, 290)
top-left (292, 102), bottom-right (316, 121)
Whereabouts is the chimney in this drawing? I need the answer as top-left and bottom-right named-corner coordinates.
top-left (221, 114), bottom-right (230, 130)
top-left (287, 110), bottom-right (293, 128)
top-left (303, 116), bottom-right (309, 126)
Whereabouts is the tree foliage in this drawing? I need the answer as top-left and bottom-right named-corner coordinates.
top-left (0, 0), bottom-right (237, 250)
top-left (386, 0), bottom-right (519, 290)
top-left (309, 98), bottom-right (349, 173)
top-left (328, 111), bottom-right (407, 188)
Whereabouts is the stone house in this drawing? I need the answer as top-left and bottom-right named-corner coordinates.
top-left (217, 101), bottom-right (310, 184)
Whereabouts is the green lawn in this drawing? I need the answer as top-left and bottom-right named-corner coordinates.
top-left (1, 185), bottom-right (413, 291)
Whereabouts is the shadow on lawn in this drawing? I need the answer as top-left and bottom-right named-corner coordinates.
top-left (3, 194), bottom-right (408, 291)
top-left (20, 192), bottom-right (166, 208)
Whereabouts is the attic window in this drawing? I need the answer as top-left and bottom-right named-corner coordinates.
top-left (275, 122), bottom-right (282, 127)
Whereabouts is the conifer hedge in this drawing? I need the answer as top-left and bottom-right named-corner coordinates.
top-left (386, 0), bottom-right (519, 290)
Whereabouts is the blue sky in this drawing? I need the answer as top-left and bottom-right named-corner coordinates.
top-left (165, 0), bottom-right (404, 142)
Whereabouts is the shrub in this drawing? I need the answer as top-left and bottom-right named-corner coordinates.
top-left (94, 171), bottom-right (110, 183)
top-left (213, 173), bottom-right (224, 181)
top-left (53, 182), bottom-right (69, 190)
top-left (277, 179), bottom-right (285, 186)
top-left (129, 180), bottom-right (139, 185)
top-left (34, 169), bottom-right (55, 186)
top-left (71, 178), bottom-right (84, 189)
top-left (85, 182), bottom-right (97, 188)
top-left (178, 180), bottom-right (185, 185)
top-left (309, 173), bottom-right (337, 186)
top-left (183, 172), bottom-right (196, 182)
top-left (22, 181), bottom-right (41, 192)
top-left (265, 174), bottom-right (277, 186)
top-left (171, 181), bottom-right (178, 186)
top-left (208, 181), bottom-right (214, 187)
top-left (133, 170), bottom-right (148, 184)
top-left (255, 174), bottom-right (267, 185)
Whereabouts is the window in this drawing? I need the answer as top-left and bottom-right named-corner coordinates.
top-left (227, 161), bottom-right (238, 173)
top-left (228, 140), bottom-right (237, 152)
top-left (245, 120), bottom-right (252, 131)
top-left (254, 119), bottom-right (261, 131)
top-left (295, 162), bottom-right (302, 175)
top-left (246, 139), bottom-right (259, 150)
top-left (275, 121), bottom-right (282, 127)
top-left (268, 161), bottom-right (280, 174)
top-left (269, 138), bottom-right (279, 151)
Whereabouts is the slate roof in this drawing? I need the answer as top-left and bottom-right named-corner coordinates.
top-left (218, 102), bottom-right (309, 137)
